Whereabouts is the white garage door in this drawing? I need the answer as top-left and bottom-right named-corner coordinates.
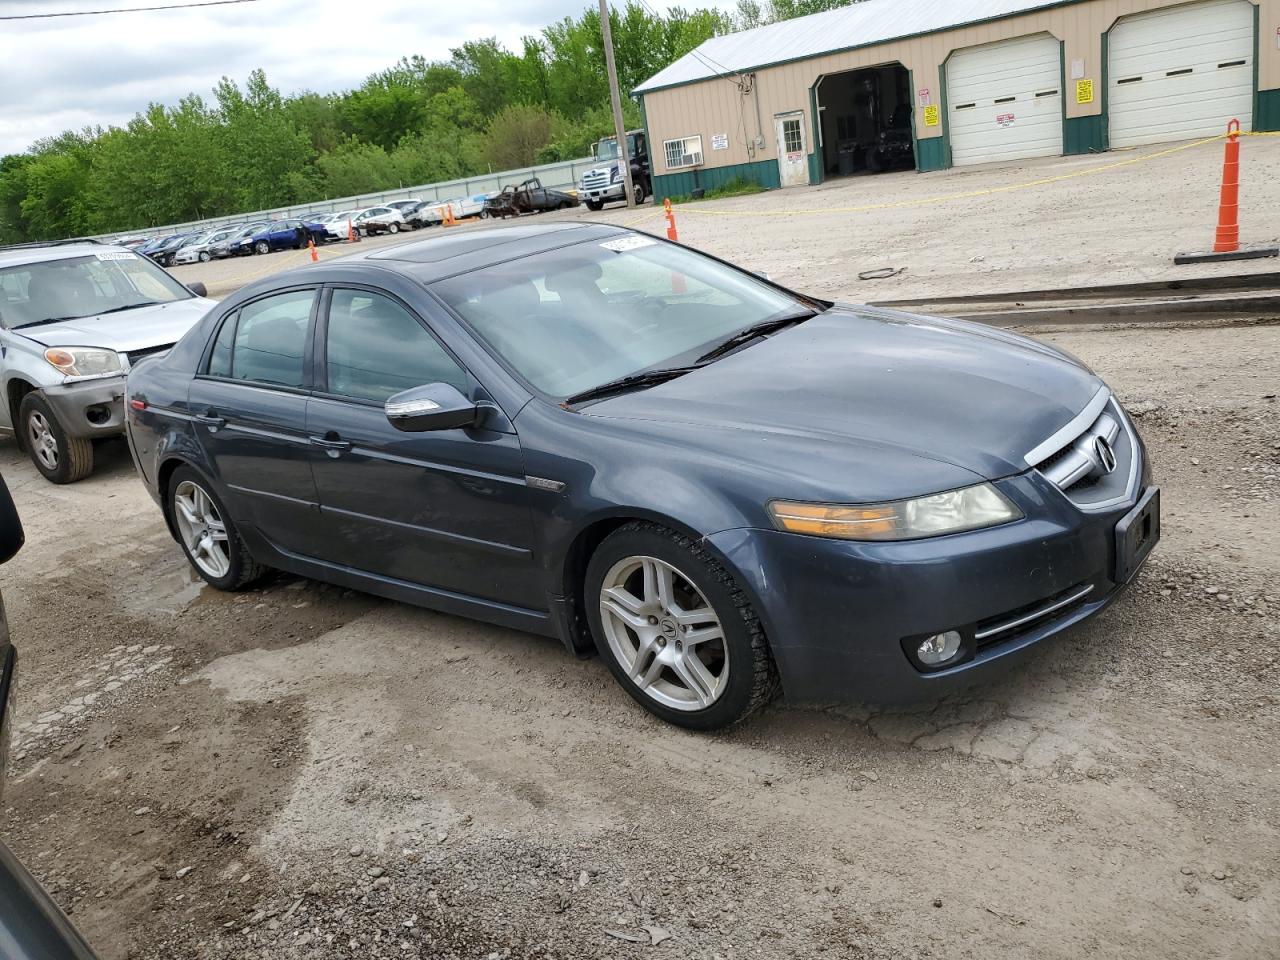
top-left (1108, 0), bottom-right (1254, 147)
top-left (946, 33), bottom-right (1063, 167)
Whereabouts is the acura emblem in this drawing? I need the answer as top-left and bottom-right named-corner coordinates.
top-left (1093, 435), bottom-right (1117, 475)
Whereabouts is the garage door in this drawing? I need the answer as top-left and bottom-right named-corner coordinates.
top-left (1108, 0), bottom-right (1254, 147)
top-left (946, 33), bottom-right (1063, 167)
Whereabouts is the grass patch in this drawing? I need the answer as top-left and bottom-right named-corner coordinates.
top-left (665, 177), bottom-right (767, 204)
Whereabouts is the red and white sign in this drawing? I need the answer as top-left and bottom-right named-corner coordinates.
top-left (918, 87), bottom-right (932, 107)
top-left (996, 113), bottom-right (1016, 127)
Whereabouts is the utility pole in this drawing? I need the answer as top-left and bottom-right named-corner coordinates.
top-left (599, 0), bottom-right (637, 208)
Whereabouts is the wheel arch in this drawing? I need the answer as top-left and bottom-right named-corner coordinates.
top-left (6, 377), bottom-right (37, 445)
top-left (554, 507), bottom-right (764, 657)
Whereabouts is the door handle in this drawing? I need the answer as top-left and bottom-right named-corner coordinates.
top-left (194, 411), bottom-right (226, 430)
top-left (310, 434), bottom-right (352, 456)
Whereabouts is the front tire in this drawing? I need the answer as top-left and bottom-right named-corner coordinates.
top-left (20, 393), bottom-right (93, 484)
top-left (168, 466), bottom-right (264, 590)
top-left (388, 222), bottom-right (400, 233)
top-left (254, 240), bottom-right (270, 255)
top-left (585, 522), bottom-right (778, 730)
top-left (199, 251), bottom-right (211, 262)
top-left (586, 199), bottom-right (604, 212)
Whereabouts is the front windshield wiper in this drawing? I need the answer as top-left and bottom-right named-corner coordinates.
top-left (13, 301), bottom-right (163, 329)
top-left (564, 366), bottom-right (701, 406)
top-left (694, 309), bottom-right (817, 365)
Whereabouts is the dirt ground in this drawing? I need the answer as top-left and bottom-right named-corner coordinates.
top-left (173, 135), bottom-right (1280, 303)
top-left (2, 143), bottom-right (1279, 960)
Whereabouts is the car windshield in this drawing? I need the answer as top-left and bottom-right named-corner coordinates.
top-left (434, 235), bottom-right (807, 398)
top-left (185, 233), bottom-right (213, 246)
top-left (0, 251), bottom-right (192, 329)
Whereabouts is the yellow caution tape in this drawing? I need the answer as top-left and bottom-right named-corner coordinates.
top-left (628, 130), bottom-right (1280, 222)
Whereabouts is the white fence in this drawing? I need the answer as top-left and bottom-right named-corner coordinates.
top-left (96, 155), bottom-right (597, 240)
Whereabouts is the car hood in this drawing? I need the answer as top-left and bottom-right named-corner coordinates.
top-left (18, 297), bottom-right (214, 353)
top-left (583, 306), bottom-right (1103, 483)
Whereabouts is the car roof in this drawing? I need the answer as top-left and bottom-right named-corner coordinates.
top-left (0, 241), bottom-right (125, 268)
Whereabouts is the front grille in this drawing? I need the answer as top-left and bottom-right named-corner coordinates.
top-left (974, 581), bottom-right (1095, 649)
top-left (124, 343), bottom-right (174, 369)
top-left (582, 171), bottom-right (612, 190)
top-left (1026, 391), bottom-right (1140, 512)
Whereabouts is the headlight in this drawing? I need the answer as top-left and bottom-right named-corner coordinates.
top-left (43, 346), bottom-right (124, 380)
top-left (769, 482), bottom-right (1022, 541)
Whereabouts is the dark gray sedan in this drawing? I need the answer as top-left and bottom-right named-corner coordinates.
top-left (123, 223), bottom-right (1158, 729)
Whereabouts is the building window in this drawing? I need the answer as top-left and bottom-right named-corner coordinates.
top-left (781, 117), bottom-right (803, 154)
top-left (663, 135), bottom-right (704, 170)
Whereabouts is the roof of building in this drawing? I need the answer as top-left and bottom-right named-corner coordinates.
top-left (635, 0), bottom-right (1080, 94)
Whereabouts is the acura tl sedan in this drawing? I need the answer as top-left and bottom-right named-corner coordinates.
top-left (123, 223), bottom-right (1159, 729)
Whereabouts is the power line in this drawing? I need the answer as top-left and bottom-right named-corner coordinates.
top-left (0, 0), bottom-right (266, 20)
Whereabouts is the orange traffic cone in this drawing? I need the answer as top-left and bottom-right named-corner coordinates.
top-left (347, 220), bottom-right (356, 243)
top-left (308, 238), bottom-right (318, 262)
top-left (443, 204), bottom-right (458, 228)
top-left (663, 198), bottom-right (678, 242)
top-left (1175, 119), bottom-right (1278, 264)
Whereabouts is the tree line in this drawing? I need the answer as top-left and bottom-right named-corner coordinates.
top-left (0, 0), bottom-right (854, 242)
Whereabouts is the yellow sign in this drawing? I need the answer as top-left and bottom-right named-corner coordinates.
top-left (923, 104), bottom-right (940, 127)
top-left (1076, 79), bottom-right (1094, 104)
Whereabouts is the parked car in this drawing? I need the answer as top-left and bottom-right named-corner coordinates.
top-left (145, 233), bottom-right (196, 268)
top-left (210, 222), bottom-right (263, 259)
top-left (0, 239), bottom-right (214, 483)
top-left (0, 472), bottom-right (102, 959)
top-left (135, 234), bottom-right (172, 259)
top-left (409, 196), bottom-right (490, 228)
top-left (484, 178), bottom-right (579, 218)
top-left (324, 211), bottom-right (361, 242)
top-left (124, 223), bottom-right (1158, 730)
top-left (231, 218), bottom-right (329, 256)
top-left (173, 227), bottom-right (238, 265)
top-left (385, 199), bottom-right (424, 215)
top-left (349, 206), bottom-right (405, 236)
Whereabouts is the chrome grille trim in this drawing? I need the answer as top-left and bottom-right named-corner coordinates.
top-left (582, 171), bottom-right (612, 190)
top-left (974, 583), bottom-right (1095, 641)
top-left (1039, 411), bottom-right (1120, 489)
top-left (1024, 386), bottom-right (1110, 466)
top-left (1026, 388), bottom-right (1142, 513)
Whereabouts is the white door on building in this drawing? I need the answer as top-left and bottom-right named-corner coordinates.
top-left (1108, 0), bottom-right (1254, 147)
top-left (946, 33), bottom-right (1064, 166)
top-left (774, 112), bottom-right (810, 187)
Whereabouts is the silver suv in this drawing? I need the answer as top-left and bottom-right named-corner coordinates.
top-left (0, 240), bottom-right (213, 483)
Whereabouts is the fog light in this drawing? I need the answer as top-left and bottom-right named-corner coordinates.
top-left (917, 631), bottom-right (963, 667)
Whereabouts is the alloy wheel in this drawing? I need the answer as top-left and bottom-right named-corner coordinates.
top-left (26, 411), bottom-right (58, 471)
top-left (599, 555), bottom-right (728, 711)
top-left (173, 480), bottom-right (231, 579)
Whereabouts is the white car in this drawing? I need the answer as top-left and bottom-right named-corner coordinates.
top-left (385, 199), bottom-right (423, 215)
top-left (350, 206), bottom-right (406, 236)
top-left (172, 227), bottom-right (239, 264)
top-left (413, 195), bottom-right (489, 226)
top-left (323, 210), bottom-right (361, 241)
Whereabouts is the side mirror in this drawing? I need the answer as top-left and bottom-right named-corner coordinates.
top-left (187, 281), bottom-right (208, 298)
top-left (0, 474), bottom-right (24, 565)
top-left (385, 383), bottom-right (478, 432)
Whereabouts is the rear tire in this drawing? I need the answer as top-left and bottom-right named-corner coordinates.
top-left (20, 392), bottom-right (93, 484)
top-left (167, 465), bottom-right (264, 591)
top-left (585, 521), bottom-right (778, 730)
top-left (866, 148), bottom-right (884, 173)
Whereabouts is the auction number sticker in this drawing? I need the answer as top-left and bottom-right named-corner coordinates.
top-left (95, 251), bottom-right (136, 261)
top-left (600, 235), bottom-right (657, 252)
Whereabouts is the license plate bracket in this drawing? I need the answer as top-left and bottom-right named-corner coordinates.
top-left (1115, 486), bottom-right (1160, 584)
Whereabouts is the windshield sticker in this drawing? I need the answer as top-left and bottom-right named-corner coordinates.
top-left (95, 251), bottom-right (136, 261)
top-left (600, 235), bottom-right (657, 252)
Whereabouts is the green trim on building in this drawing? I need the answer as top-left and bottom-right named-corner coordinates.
top-left (652, 160), bottom-right (781, 200)
top-left (807, 152), bottom-right (822, 184)
top-left (1063, 115), bottom-right (1107, 154)
top-left (808, 82), bottom-right (824, 185)
top-left (1258, 89), bottom-right (1280, 132)
top-left (935, 58), bottom-right (953, 170)
top-left (915, 137), bottom-right (947, 172)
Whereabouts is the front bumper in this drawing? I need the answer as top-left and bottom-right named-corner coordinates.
top-left (581, 183), bottom-right (624, 201)
top-left (707, 472), bottom-right (1158, 704)
top-left (41, 377), bottom-right (127, 438)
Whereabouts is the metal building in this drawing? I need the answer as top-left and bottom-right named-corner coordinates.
top-left (635, 0), bottom-right (1280, 196)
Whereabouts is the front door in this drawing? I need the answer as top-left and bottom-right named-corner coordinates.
top-left (774, 112), bottom-right (810, 187)
top-left (305, 286), bottom-right (543, 609)
top-left (187, 286), bottom-right (321, 557)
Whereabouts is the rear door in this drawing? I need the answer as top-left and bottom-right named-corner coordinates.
top-left (187, 286), bottom-right (323, 557)
top-left (305, 285), bottom-right (543, 608)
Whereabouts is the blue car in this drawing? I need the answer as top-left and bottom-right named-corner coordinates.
top-left (231, 218), bottom-right (328, 256)
top-left (123, 223), bottom-right (1158, 730)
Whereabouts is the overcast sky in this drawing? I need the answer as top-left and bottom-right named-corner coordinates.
top-left (0, 0), bottom-right (731, 156)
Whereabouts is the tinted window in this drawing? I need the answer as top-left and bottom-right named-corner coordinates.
top-left (220, 289), bottom-right (315, 388)
top-left (207, 309), bottom-right (237, 377)
top-left (325, 289), bottom-right (466, 402)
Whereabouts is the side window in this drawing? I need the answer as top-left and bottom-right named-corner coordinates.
top-left (324, 289), bottom-right (467, 403)
top-left (207, 289), bottom-right (315, 388)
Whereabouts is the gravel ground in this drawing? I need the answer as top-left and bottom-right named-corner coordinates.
top-left (1, 144), bottom-right (1279, 959)
top-left (172, 135), bottom-right (1280, 303)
